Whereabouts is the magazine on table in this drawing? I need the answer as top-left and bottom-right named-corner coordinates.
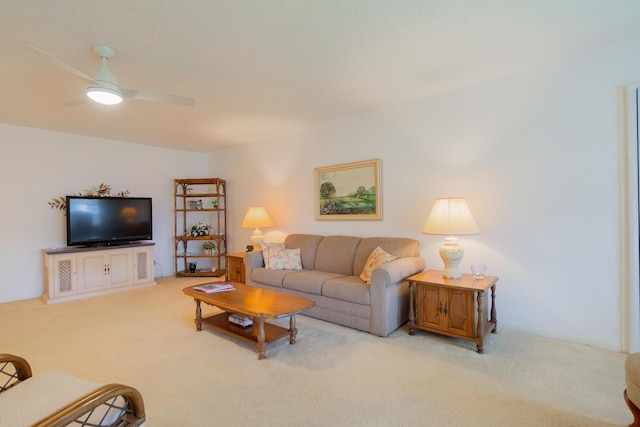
top-left (194, 283), bottom-right (236, 293)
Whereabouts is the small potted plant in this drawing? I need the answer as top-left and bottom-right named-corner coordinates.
top-left (201, 241), bottom-right (216, 255)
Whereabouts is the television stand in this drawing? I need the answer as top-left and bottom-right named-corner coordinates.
top-left (42, 243), bottom-right (157, 304)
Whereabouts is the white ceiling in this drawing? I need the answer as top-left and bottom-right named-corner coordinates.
top-left (0, 1), bottom-right (639, 153)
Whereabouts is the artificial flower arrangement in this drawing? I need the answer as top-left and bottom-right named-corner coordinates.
top-left (49, 183), bottom-right (129, 213)
top-left (188, 222), bottom-right (212, 237)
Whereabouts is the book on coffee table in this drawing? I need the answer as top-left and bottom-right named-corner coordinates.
top-left (228, 313), bottom-right (253, 327)
top-left (193, 283), bottom-right (236, 293)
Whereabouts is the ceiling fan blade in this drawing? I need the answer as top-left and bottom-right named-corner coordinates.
top-left (26, 45), bottom-right (95, 84)
top-left (121, 87), bottom-right (195, 107)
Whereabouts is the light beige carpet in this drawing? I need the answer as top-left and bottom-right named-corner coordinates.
top-left (0, 277), bottom-right (631, 426)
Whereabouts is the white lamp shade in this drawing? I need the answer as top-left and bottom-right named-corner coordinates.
top-left (241, 207), bottom-right (273, 251)
top-left (241, 207), bottom-right (273, 229)
top-left (422, 198), bottom-right (479, 236)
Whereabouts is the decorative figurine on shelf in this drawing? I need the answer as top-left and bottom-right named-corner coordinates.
top-left (201, 241), bottom-right (216, 255)
top-left (188, 200), bottom-right (203, 210)
top-left (188, 262), bottom-right (197, 273)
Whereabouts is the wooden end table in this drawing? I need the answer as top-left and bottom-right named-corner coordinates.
top-left (183, 283), bottom-right (314, 359)
top-left (407, 269), bottom-right (498, 353)
top-left (224, 252), bottom-right (246, 283)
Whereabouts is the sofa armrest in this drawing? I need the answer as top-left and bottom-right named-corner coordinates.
top-left (370, 256), bottom-right (425, 288)
top-left (369, 256), bottom-right (425, 337)
top-left (244, 251), bottom-right (264, 269)
top-left (243, 251), bottom-right (264, 285)
top-left (0, 353), bottom-right (32, 392)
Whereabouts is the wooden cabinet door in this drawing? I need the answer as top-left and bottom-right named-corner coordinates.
top-left (107, 250), bottom-right (134, 287)
top-left (415, 283), bottom-right (442, 330)
top-left (443, 288), bottom-right (474, 337)
top-left (77, 253), bottom-right (107, 292)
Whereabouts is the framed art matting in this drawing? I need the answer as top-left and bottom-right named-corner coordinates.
top-left (314, 158), bottom-right (381, 220)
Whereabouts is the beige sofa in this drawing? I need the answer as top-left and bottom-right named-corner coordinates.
top-left (243, 234), bottom-right (425, 337)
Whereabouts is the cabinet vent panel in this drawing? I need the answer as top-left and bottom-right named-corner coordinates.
top-left (136, 252), bottom-right (148, 280)
top-left (58, 260), bottom-right (73, 293)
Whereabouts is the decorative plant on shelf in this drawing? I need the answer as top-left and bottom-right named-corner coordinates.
top-left (49, 183), bottom-right (130, 213)
top-left (188, 222), bottom-right (212, 237)
top-left (201, 241), bottom-right (217, 255)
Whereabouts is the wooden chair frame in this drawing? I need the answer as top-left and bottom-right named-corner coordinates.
top-left (626, 389), bottom-right (640, 427)
top-left (0, 353), bottom-right (145, 427)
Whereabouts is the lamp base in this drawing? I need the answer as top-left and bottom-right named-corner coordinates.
top-left (439, 236), bottom-right (464, 279)
top-left (250, 229), bottom-right (264, 251)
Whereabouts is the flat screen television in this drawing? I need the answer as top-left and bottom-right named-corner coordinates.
top-left (66, 196), bottom-right (153, 247)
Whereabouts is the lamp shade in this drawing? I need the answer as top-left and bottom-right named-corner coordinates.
top-left (422, 198), bottom-right (479, 236)
top-left (241, 207), bottom-right (273, 229)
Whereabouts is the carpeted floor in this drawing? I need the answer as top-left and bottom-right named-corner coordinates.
top-left (0, 277), bottom-right (632, 426)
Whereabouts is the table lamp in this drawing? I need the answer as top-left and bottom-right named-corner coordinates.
top-left (241, 206), bottom-right (273, 251)
top-left (422, 198), bottom-right (479, 279)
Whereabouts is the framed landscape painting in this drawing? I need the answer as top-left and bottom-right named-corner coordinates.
top-left (315, 159), bottom-right (381, 220)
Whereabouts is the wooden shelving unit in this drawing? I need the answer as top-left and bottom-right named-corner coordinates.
top-left (174, 178), bottom-right (227, 277)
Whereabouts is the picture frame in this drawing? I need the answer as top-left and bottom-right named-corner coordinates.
top-left (314, 158), bottom-right (381, 220)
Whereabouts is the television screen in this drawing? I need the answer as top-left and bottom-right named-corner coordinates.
top-left (66, 196), bottom-right (153, 246)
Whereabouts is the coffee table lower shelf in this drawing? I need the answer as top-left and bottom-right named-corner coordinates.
top-left (201, 313), bottom-right (291, 347)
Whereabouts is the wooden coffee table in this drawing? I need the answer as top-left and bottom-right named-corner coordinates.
top-left (183, 283), bottom-right (315, 359)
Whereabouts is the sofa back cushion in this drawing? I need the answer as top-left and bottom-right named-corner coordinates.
top-left (284, 234), bottom-right (325, 270)
top-left (354, 237), bottom-right (420, 274)
top-left (314, 235), bottom-right (362, 276)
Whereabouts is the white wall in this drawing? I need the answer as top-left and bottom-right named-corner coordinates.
top-left (211, 37), bottom-right (640, 350)
top-left (0, 124), bottom-right (208, 303)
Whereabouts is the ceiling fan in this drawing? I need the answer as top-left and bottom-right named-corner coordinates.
top-left (28, 45), bottom-right (196, 107)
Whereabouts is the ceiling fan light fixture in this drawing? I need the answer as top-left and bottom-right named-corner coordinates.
top-left (86, 86), bottom-right (123, 105)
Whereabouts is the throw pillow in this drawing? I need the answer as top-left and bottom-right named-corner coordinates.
top-left (360, 246), bottom-right (397, 284)
top-left (268, 247), bottom-right (303, 270)
top-left (262, 242), bottom-right (285, 269)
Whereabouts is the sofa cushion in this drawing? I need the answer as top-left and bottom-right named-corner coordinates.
top-left (268, 247), bottom-right (302, 270)
top-left (262, 242), bottom-right (285, 269)
top-left (250, 268), bottom-right (292, 287)
top-left (322, 275), bottom-right (371, 305)
top-left (314, 235), bottom-right (362, 275)
top-left (285, 234), bottom-right (324, 269)
top-left (354, 237), bottom-right (421, 274)
top-left (283, 270), bottom-right (345, 295)
top-left (359, 246), bottom-right (397, 284)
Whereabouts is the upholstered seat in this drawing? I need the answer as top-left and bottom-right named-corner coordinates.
top-left (625, 352), bottom-right (640, 427)
top-left (0, 353), bottom-right (145, 427)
